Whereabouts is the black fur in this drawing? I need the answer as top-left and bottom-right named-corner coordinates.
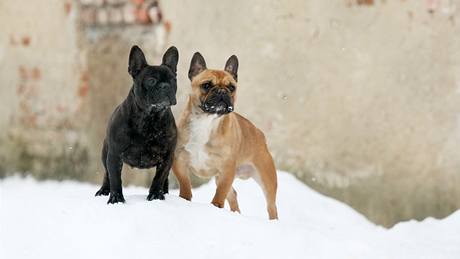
top-left (95, 46), bottom-right (179, 203)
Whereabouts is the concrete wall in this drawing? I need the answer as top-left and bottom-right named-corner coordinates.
top-left (161, 0), bottom-right (460, 227)
top-left (1, 0), bottom-right (460, 227)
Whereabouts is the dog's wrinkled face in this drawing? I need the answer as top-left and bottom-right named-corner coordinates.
top-left (188, 53), bottom-right (239, 115)
top-left (128, 46), bottom-right (179, 113)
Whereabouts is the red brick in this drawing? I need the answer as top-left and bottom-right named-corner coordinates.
top-left (64, 1), bottom-right (72, 15)
top-left (123, 4), bottom-right (136, 24)
top-left (164, 20), bottom-right (172, 33)
top-left (135, 6), bottom-right (150, 24)
top-left (131, 0), bottom-right (144, 6)
top-left (78, 82), bottom-right (89, 98)
top-left (31, 67), bottom-right (41, 80)
top-left (21, 36), bottom-right (30, 46)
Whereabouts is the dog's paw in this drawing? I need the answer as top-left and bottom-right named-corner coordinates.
top-left (95, 187), bottom-right (110, 196)
top-left (211, 201), bottom-right (225, 208)
top-left (147, 190), bottom-right (165, 201)
top-left (107, 192), bottom-right (125, 204)
top-left (179, 192), bottom-right (192, 201)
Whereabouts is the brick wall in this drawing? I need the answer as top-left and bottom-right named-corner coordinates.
top-left (79, 0), bottom-right (163, 26)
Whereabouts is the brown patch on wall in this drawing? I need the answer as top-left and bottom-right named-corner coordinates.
top-left (16, 66), bottom-right (41, 128)
top-left (31, 67), bottom-right (41, 80)
top-left (64, 1), bottom-right (72, 16)
top-left (132, 0), bottom-right (145, 5)
top-left (346, 0), bottom-right (374, 6)
top-left (9, 35), bottom-right (33, 47)
top-left (164, 20), bottom-right (172, 33)
top-left (357, 0), bottom-right (374, 5)
top-left (21, 36), bottom-right (30, 46)
top-left (78, 71), bottom-right (90, 98)
top-left (64, 1), bottom-right (72, 15)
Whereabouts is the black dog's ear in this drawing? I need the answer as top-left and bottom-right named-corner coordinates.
top-left (162, 46), bottom-right (179, 74)
top-left (128, 45), bottom-right (147, 77)
top-left (224, 55), bottom-right (239, 82)
top-left (188, 52), bottom-right (207, 81)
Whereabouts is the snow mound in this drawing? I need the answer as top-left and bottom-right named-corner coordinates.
top-left (1, 172), bottom-right (459, 259)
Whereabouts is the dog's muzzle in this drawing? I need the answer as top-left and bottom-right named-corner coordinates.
top-left (149, 100), bottom-right (171, 112)
top-left (200, 91), bottom-right (233, 115)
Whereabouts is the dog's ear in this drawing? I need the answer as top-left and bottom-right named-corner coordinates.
top-left (188, 52), bottom-right (207, 81)
top-left (162, 46), bottom-right (179, 74)
top-left (224, 55), bottom-right (239, 82)
top-left (128, 45), bottom-right (147, 78)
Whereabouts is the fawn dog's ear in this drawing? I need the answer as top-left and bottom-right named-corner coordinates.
top-left (188, 52), bottom-right (207, 81)
top-left (224, 55), bottom-right (239, 82)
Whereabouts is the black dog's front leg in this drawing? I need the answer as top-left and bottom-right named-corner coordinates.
top-left (106, 151), bottom-right (125, 204)
top-left (147, 155), bottom-right (173, 201)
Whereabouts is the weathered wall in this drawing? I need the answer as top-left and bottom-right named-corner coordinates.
top-left (0, 0), bottom-right (86, 179)
top-left (1, 0), bottom-right (460, 227)
top-left (161, 0), bottom-right (460, 227)
top-left (0, 0), bottom-right (168, 187)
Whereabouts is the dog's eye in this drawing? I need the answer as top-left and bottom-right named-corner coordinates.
top-left (228, 85), bottom-right (236, 92)
top-left (146, 78), bottom-right (157, 86)
top-left (201, 82), bottom-right (212, 91)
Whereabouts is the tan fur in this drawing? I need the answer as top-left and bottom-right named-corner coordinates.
top-left (173, 70), bottom-right (278, 220)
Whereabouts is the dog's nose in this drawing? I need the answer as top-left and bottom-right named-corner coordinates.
top-left (158, 83), bottom-right (168, 90)
top-left (215, 88), bottom-right (227, 96)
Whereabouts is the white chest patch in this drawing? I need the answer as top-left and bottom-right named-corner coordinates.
top-left (185, 114), bottom-right (220, 171)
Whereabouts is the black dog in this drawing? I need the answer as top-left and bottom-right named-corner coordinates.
top-left (95, 45), bottom-right (178, 203)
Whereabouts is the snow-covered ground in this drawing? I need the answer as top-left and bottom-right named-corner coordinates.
top-left (1, 171), bottom-right (459, 259)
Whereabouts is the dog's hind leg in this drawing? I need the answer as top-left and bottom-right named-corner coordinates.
top-left (95, 140), bottom-right (110, 196)
top-left (226, 187), bottom-right (240, 213)
top-left (252, 150), bottom-right (278, 220)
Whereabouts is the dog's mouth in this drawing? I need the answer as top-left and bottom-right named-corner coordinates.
top-left (149, 100), bottom-right (171, 112)
top-left (200, 100), bottom-right (234, 115)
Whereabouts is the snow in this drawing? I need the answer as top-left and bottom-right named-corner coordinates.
top-left (1, 171), bottom-right (459, 259)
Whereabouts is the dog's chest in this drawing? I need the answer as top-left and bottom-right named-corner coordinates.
top-left (122, 125), bottom-right (171, 169)
top-left (184, 114), bottom-right (220, 171)
top-left (122, 140), bottom-right (164, 169)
